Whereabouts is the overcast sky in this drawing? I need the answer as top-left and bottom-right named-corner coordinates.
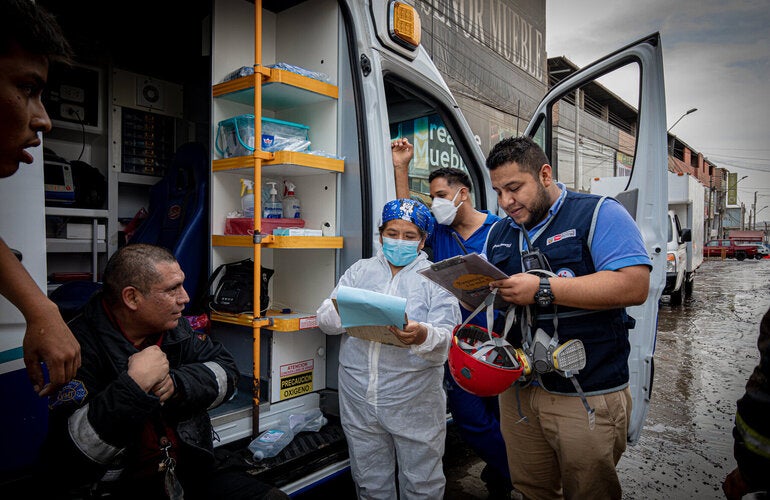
top-left (546, 0), bottom-right (770, 219)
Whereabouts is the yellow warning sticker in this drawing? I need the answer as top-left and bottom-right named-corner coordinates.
top-left (280, 371), bottom-right (313, 400)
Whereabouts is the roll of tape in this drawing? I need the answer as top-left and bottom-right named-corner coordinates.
top-left (321, 221), bottom-right (335, 237)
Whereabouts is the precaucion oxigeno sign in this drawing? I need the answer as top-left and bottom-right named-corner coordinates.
top-left (279, 359), bottom-right (314, 400)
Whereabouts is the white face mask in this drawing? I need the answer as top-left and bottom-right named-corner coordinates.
top-left (431, 188), bottom-right (464, 226)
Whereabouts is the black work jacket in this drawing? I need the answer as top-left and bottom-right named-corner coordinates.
top-left (733, 307), bottom-right (770, 491)
top-left (40, 293), bottom-right (238, 496)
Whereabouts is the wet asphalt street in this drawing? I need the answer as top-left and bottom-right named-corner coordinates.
top-left (298, 257), bottom-right (770, 499)
top-left (616, 257), bottom-right (770, 499)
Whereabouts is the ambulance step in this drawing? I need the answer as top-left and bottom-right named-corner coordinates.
top-left (217, 420), bottom-right (349, 488)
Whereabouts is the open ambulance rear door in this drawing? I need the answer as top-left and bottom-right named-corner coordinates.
top-left (524, 33), bottom-right (668, 443)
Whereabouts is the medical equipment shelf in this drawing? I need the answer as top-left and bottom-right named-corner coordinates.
top-left (209, 0), bottom-right (341, 439)
top-left (44, 207), bottom-right (108, 283)
top-left (212, 151), bottom-right (344, 175)
top-left (212, 234), bottom-right (343, 249)
top-left (213, 67), bottom-right (338, 108)
top-left (210, 309), bottom-right (316, 332)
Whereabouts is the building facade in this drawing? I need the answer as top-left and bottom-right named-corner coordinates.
top-left (413, 0), bottom-right (757, 242)
top-left (414, 0), bottom-right (548, 156)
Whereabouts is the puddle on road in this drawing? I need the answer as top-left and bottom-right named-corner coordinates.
top-left (618, 259), bottom-right (770, 499)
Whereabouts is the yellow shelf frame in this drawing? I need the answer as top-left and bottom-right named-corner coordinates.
top-left (210, 312), bottom-right (271, 328)
top-left (212, 67), bottom-right (338, 102)
top-left (210, 310), bottom-right (316, 332)
top-left (212, 234), bottom-right (343, 249)
top-left (210, 0), bottom-right (342, 436)
top-left (212, 150), bottom-right (344, 174)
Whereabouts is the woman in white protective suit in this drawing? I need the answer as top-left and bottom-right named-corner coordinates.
top-left (316, 198), bottom-right (460, 499)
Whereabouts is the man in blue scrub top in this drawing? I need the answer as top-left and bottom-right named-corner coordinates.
top-left (392, 138), bottom-right (511, 497)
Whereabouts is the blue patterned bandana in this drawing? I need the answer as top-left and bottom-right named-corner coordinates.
top-left (381, 198), bottom-right (434, 237)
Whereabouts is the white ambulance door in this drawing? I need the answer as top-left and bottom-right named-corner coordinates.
top-left (0, 144), bottom-right (49, 470)
top-left (337, 0), bottom-right (494, 270)
top-left (524, 33), bottom-right (668, 443)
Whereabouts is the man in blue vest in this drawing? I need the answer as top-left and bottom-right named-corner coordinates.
top-left (393, 138), bottom-right (512, 497)
top-left (483, 136), bottom-right (651, 499)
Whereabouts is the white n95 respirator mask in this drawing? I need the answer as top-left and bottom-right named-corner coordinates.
top-left (431, 188), bottom-right (464, 226)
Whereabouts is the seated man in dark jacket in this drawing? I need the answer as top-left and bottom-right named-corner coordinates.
top-left (40, 243), bottom-right (286, 499)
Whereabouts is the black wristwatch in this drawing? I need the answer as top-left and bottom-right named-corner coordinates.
top-left (534, 277), bottom-right (554, 307)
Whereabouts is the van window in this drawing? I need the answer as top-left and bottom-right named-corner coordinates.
top-left (528, 63), bottom-right (640, 193)
top-left (384, 77), bottom-right (483, 209)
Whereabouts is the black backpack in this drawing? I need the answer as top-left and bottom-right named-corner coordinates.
top-left (200, 259), bottom-right (273, 314)
top-left (70, 160), bottom-right (107, 209)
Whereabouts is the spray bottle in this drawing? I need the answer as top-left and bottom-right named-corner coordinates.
top-left (282, 181), bottom-right (301, 219)
top-left (263, 181), bottom-right (283, 219)
top-left (240, 179), bottom-right (255, 218)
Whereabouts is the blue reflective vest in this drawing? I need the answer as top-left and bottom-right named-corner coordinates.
top-left (485, 191), bottom-right (631, 395)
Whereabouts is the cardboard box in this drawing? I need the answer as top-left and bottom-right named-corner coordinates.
top-left (225, 217), bottom-right (305, 236)
top-left (66, 223), bottom-right (106, 240)
top-left (273, 227), bottom-right (322, 236)
top-left (265, 309), bottom-right (318, 331)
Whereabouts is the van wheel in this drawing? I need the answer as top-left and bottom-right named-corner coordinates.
top-left (670, 287), bottom-right (683, 306)
top-left (736, 252), bottom-right (746, 261)
top-left (756, 254), bottom-right (763, 260)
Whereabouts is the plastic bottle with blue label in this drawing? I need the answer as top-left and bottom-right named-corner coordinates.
top-left (263, 181), bottom-right (283, 218)
top-left (282, 181), bottom-right (301, 219)
top-left (247, 408), bottom-right (326, 460)
top-left (248, 421), bottom-right (294, 460)
top-left (240, 179), bottom-right (255, 218)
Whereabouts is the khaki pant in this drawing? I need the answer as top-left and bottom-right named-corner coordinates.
top-left (499, 384), bottom-right (632, 500)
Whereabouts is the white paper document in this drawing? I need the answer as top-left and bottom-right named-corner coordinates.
top-left (333, 286), bottom-right (409, 347)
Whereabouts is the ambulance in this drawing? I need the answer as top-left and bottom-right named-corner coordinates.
top-left (0, 1), bottom-right (667, 494)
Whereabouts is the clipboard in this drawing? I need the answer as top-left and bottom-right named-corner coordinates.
top-left (418, 253), bottom-right (509, 309)
top-left (332, 298), bottom-right (408, 348)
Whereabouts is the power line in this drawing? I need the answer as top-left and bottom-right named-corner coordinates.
top-left (705, 154), bottom-right (770, 164)
top-left (705, 148), bottom-right (770, 153)
top-left (708, 160), bottom-right (770, 173)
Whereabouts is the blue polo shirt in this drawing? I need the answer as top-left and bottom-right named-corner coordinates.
top-left (428, 211), bottom-right (500, 261)
top-left (483, 183), bottom-right (650, 272)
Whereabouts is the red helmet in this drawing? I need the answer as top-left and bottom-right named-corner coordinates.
top-left (448, 324), bottom-right (523, 397)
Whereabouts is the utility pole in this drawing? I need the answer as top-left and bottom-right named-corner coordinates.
top-left (574, 88), bottom-right (581, 191)
top-left (718, 175), bottom-right (727, 238)
top-left (741, 203), bottom-right (746, 230)
top-left (707, 176), bottom-right (713, 241)
top-left (752, 191), bottom-right (758, 230)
